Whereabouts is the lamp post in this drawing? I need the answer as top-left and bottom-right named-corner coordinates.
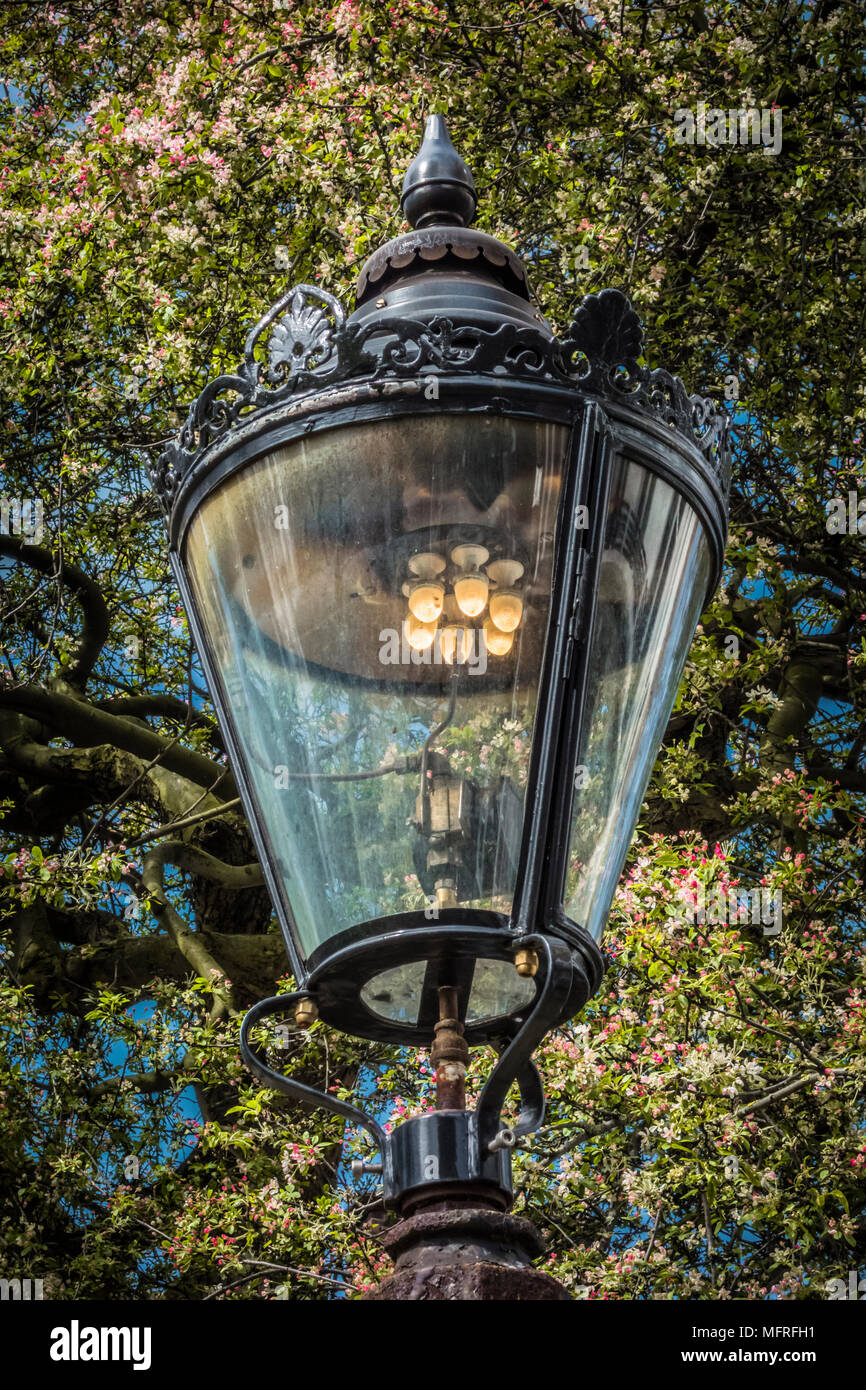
top-left (151, 115), bottom-right (729, 1299)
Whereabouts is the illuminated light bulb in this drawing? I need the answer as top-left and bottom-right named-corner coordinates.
top-left (483, 617), bottom-right (514, 657)
top-left (408, 579), bottom-right (445, 624)
top-left (489, 588), bottom-right (524, 633)
top-left (408, 551), bottom-right (446, 581)
top-left (450, 543), bottom-right (490, 618)
top-left (453, 571), bottom-right (489, 618)
top-left (404, 614), bottom-right (436, 651)
top-left (486, 558), bottom-right (525, 588)
top-left (440, 624), bottom-right (472, 665)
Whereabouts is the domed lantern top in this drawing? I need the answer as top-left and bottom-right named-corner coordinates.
top-left (400, 113), bottom-right (478, 228)
top-left (151, 117), bottom-right (729, 1212)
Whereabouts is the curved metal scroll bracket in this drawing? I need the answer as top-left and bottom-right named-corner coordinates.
top-left (239, 994), bottom-right (392, 1184)
top-left (473, 935), bottom-right (574, 1161)
top-left (490, 1048), bottom-right (545, 1143)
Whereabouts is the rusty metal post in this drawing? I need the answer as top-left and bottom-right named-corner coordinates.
top-left (362, 981), bottom-right (571, 1300)
top-left (430, 984), bottom-right (469, 1111)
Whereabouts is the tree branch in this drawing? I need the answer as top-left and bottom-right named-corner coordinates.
top-left (141, 847), bottom-right (263, 1015)
top-left (85, 1067), bottom-right (181, 1099)
top-left (732, 1072), bottom-right (824, 1117)
top-left (97, 694), bottom-right (220, 738)
top-left (0, 534), bottom-right (111, 687)
top-left (0, 685), bottom-right (236, 798)
top-left (127, 798), bottom-right (243, 847)
top-left (143, 841), bottom-right (263, 890)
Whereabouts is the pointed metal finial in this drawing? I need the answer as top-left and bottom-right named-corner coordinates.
top-left (400, 114), bottom-right (478, 229)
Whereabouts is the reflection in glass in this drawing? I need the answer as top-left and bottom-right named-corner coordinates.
top-left (359, 958), bottom-right (535, 1028)
top-left (465, 960), bottom-right (535, 1024)
top-left (361, 962), bottom-right (427, 1026)
top-left (565, 457), bottom-right (711, 941)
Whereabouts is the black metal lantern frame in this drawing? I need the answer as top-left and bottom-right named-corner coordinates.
top-left (151, 125), bottom-right (729, 1210)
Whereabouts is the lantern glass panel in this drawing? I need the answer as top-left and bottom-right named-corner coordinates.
top-left (564, 454), bottom-right (711, 941)
top-left (184, 414), bottom-right (568, 972)
top-left (359, 957), bottom-right (534, 1028)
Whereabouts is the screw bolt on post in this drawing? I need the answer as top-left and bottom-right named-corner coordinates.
top-left (294, 998), bottom-right (318, 1027)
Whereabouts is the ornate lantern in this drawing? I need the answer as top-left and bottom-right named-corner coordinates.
top-left (152, 116), bottom-right (729, 1219)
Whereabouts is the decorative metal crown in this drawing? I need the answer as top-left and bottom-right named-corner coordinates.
top-left (150, 284), bottom-right (733, 519)
top-left (150, 286), bottom-right (729, 516)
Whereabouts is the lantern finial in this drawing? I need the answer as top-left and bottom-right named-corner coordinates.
top-left (401, 113), bottom-right (478, 229)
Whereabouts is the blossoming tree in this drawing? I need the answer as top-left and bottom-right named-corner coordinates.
top-left (0, 0), bottom-right (863, 1298)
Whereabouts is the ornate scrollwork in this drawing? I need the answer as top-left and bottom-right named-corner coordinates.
top-left (151, 283), bottom-right (729, 515)
top-left (559, 289), bottom-right (728, 480)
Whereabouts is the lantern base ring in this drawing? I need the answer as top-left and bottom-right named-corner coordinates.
top-left (302, 910), bottom-right (603, 1047)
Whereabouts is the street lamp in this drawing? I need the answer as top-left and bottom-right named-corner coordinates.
top-left (151, 115), bottom-right (729, 1297)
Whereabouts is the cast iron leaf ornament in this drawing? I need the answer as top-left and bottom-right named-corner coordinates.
top-left (266, 286), bottom-right (341, 383)
top-left (562, 288), bottom-right (644, 375)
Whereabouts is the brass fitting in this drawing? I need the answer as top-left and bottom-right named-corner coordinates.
top-left (514, 947), bottom-right (539, 978)
top-left (294, 997), bottom-right (318, 1027)
top-left (436, 884), bottom-right (458, 910)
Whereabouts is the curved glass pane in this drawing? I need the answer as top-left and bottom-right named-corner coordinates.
top-left (565, 456), bottom-right (711, 941)
top-left (465, 960), bottom-right (535, 1023)
top-left (359, 958), bottom-right (535, 1028)
top-left (185, 414), bottom-right (568, 962)
top-left (361, 962), bottom-right (427, 1026)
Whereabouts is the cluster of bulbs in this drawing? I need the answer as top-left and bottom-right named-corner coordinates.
top-left (402, 544), bottom-right (525, 660)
